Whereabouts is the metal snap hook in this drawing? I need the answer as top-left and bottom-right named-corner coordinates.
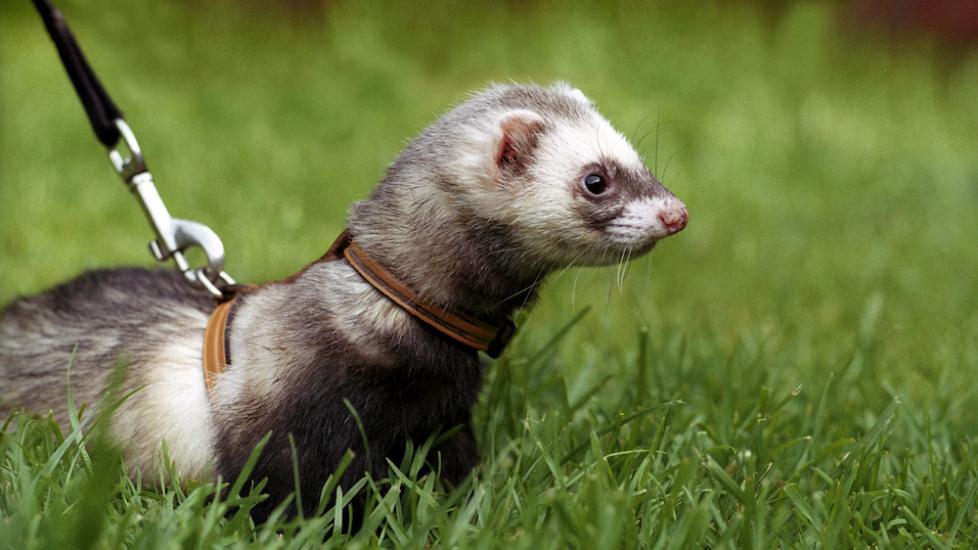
top-left (107, 118), bottom-right (235, 299)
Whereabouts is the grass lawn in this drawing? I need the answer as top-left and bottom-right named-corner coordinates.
top-left (2, 0), bottom-right (978, 547)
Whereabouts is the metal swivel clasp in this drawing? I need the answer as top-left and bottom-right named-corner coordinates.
top-left (107, 119), bottom-right (235, 299)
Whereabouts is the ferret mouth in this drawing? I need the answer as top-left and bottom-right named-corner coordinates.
top-left (605, 230), bottom-right (660, 254)
top-left (620, 238), bottom-right (657, 257)
top-left (633, 239), bottom-right (658, 254)
top-left (569, 235), bottom-right (659, 267)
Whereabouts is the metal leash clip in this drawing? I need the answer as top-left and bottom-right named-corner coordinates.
top-left (107, 119), bottom-right (235, 299)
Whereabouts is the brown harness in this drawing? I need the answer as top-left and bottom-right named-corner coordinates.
top-left (201, 230), bottom-right (515, 392)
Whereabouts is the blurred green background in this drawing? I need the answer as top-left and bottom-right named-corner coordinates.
top-left (2, 0), bottom-right (978, 544)
top-left (3, 0), bottom-right (975, 395)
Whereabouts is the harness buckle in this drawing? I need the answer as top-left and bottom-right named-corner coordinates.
top-left (107, 118), bottom-right (235, 299)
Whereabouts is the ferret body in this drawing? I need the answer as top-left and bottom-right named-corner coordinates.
top-left (0, 83), bottom-right (687, 516)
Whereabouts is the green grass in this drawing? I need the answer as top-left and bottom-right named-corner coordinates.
top-left (3, 0), bottom-right (978, 547)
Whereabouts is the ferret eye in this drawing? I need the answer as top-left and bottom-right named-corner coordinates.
top-left (583, 174), bottom-right (607, 195)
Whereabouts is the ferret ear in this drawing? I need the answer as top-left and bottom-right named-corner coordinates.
top-left (495, 109), bottom-right (545, 177)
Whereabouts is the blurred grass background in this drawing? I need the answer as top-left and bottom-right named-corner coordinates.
top-left (2, 0), bottom-right (978, 546)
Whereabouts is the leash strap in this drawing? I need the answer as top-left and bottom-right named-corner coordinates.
top-left (32, 0), bottom-right (122, 147)
top-left (33, 0), bottom-right (237, 300)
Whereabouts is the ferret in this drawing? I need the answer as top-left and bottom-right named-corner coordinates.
top-left (0, 83), bottom-right (687, 517)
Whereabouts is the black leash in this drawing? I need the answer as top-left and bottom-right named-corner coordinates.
top-left (32, 0), bottom-right (237, 299)
top-left (32, 0), bottom-right (123, 147)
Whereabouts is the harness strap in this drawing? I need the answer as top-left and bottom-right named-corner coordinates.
top-left (342, 240), bottom-right (514, 357)
top-left (201, 230), bottom-right (516, 392)
top-left (202, 298), bottom-right (234, 393)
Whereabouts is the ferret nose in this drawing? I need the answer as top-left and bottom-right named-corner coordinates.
top-left (658, 204), bottom-right (688, 235)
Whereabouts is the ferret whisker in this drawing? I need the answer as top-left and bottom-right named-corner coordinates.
top-left (570, 266), bottom-right (584, 311)
top-left (519, 271), bottom-right (547, 310)
top-left (654, 106), bottom-right (661, 176)
top-left (622, 249), bottom-right (633, 289)
top-left (616, 247), bottom-right (629, 289)
top-left (497, 269), bottom-right (547, 309)
top-left (552, 250), bottom-right (589, 283)
top-left (661, 145), bottom-right (687, 185)
top-left (629, 113), bottom-right (654, 147)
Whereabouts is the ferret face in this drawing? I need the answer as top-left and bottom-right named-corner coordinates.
top-left (471, 84), bottom-right (688, 269)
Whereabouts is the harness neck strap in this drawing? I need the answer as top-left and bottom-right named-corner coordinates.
top-left (339, 235), bottom-right (514, 358)
top-left (202, 230), bottom-right (515, 391)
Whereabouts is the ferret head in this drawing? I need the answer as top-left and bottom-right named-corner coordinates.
top-left (443, 83), bottom-right (687, 269)
top-left (349, 83), bottom-right (688, 310)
